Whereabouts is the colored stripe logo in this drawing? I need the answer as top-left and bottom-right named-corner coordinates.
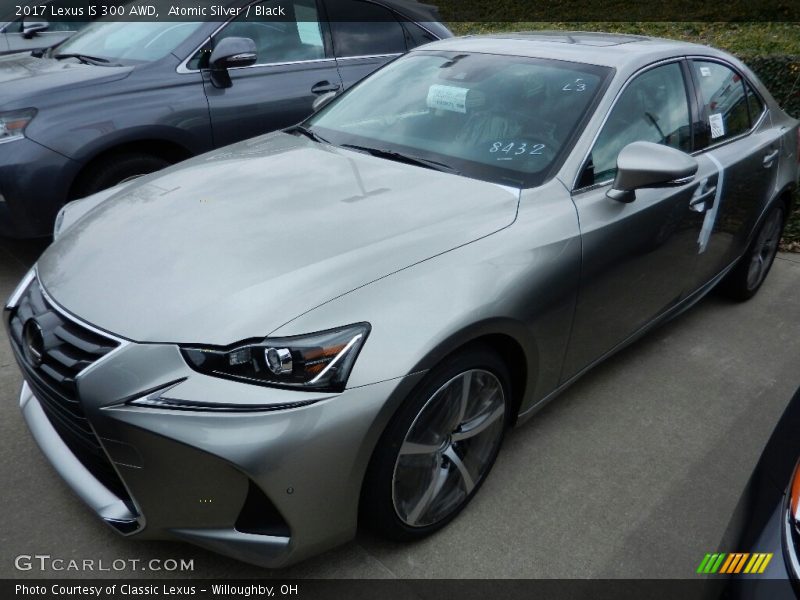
top-left (697, 553), bottom-right (773, 574)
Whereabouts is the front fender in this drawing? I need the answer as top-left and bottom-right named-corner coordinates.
top-left (270, 182), bottom-right (583, 416)
top-left (24, 62), bottom-right (212, 160)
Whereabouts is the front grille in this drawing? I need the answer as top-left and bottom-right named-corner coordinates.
top-left (8, 277), bottom-right (131, 502)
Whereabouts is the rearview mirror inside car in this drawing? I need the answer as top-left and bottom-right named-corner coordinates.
top-left (607, 141), bottom-right (698, 203)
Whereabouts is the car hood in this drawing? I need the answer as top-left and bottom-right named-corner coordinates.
top-left (37, 133), bottom-right (520, 344)
top-left (0, 53), bottom-right (132, 107)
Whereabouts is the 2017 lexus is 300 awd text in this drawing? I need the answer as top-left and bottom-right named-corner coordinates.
top-left (5, 32), bottom-right (800, 567)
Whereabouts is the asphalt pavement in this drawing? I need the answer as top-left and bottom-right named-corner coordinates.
top-left (1, 236), bottom-right (799, 579)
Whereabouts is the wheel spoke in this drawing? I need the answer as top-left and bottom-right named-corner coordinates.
top-left (454, 372), bottom-right (471, 428)
top-left (748, 254), bottom-right (764, 287)
top-left (399, 441), bottom-right (441, 456)
top-left (419, 385), bottom-right (459, 434)
top-left (451, 404), bottom-right (504, 443)
top-left (444, 446), bottom-right (475, 494)
top-left (764, 216), bottom-right (781, 253)
top-left (406, 458), bottom-right (449, 525)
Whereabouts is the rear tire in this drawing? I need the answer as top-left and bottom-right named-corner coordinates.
top-left (72, 153), bottom-right (171, 199)
top-left (361, 345), bottom-right (511, 541)
top-left (718, 203), bottom-right (785, 301)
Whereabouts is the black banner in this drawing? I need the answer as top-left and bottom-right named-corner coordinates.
top-left (0, 578), bottom-right (784, 600)
top-left (0, 0), bottom-right (799, 23)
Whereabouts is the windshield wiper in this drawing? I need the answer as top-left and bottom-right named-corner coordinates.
top-left (286, 124), bottom-right (329, 145)
top-left (340, 144), bottom-right (459, 175)
top-left (53, 53), bottom-right (119, 66)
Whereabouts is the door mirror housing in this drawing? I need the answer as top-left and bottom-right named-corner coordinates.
top-left (312, 91), bottom-right (338, 112)
top-left (208, 37), bottom-right (257, 89)
top-left (607, 141), bottom-right (698, 203)
top-left (22, 19), bottom-right (49, 38)
top-left (209, 37), bottom-right (257, 70)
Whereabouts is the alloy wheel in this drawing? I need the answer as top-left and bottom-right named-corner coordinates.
top-left (391, 369), bottom-right (506, 528)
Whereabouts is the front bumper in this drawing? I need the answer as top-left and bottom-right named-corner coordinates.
top-left (6, 277), bottom-right (423, 568)
top-left (0, 138), bottom-right (79, 238)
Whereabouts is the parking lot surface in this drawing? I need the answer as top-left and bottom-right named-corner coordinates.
top-left (1, 236), bottom-right (799, 579)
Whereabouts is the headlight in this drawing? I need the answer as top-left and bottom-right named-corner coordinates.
top-left (5, 268), bottom-right (35, 310)
top-left (0, 109), bottom-right (36, 144)
top-left (53, 205), bottom-right (67, 240)
top-left (181, 323), bottom-right (370, 392)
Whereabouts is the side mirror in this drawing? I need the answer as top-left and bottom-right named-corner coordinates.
top-left (607, 141), bottom-right (698, 203)
top-left (208, 37), bottom-right (257, 89)
top-left (22, 19), bottom-right (49, 39)
top-left (209, 37), bottom-right (257, 71)
top-left (312, 91), bottom-right (338, 112)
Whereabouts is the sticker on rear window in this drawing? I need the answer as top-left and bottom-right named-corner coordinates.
top-left (427, 84), bottom-right (470, 113)
top-left (699, 66), bottom-right (712, 77)
top-left (709, 113), bottom-right (725, 139)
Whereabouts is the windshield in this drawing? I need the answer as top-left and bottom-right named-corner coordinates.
top-left (308, 51), bottom-right (611, 187)
top-left (52, 20), bottom-right (204, 64)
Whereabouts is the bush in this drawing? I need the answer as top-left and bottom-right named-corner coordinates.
top-left (742, 55), bottom-right (800, 118)
top-left (783, 196), bottom-right (800, 252)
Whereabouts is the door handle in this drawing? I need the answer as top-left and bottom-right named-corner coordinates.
top-left (311, 81), bottom-right (341, 95)
top-left (763, 149), bottom-right (780, 167)
top-left (689, 185), bottom-right (716, 212)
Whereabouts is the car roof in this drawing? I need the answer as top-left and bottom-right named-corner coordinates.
top-left (418, 31), bottom-right (727, 69)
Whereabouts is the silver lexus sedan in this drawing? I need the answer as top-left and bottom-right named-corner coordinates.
top-left (5, 32), bottom-right (799, 567)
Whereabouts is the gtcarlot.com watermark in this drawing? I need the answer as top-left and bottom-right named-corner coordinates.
top-left (14, 554), bottom-right (194, 573)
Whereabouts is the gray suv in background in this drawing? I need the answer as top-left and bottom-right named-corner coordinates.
top-left (0, 0), bottom-right (450, 237)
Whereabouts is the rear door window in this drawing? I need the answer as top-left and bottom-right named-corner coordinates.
top-left (401, 21), bottom-right (437, 49)
top-left (326, 0), bottom-right (407, 57)
top-left (691, 60), bottom-right (751, 148)
top-left (745, 81), bottom-right (765, 125)
top-left (216, 0), bottom-right (325, 65)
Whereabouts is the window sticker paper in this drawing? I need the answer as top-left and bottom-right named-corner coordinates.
top-left (709, 113), bottom-right (725, 139)
top-left (427, 85), bottom-right (470, 114)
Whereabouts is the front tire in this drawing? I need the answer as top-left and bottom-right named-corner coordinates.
top-left (361, 346), bottom-right (511, 541)
top-left (719, 203), bottom-right (785, 301)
